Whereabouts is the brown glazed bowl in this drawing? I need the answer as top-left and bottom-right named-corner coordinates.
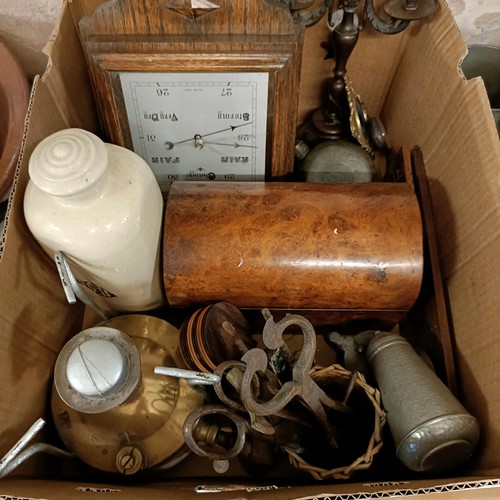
top-left (0, 38), bottom-right (30, 201)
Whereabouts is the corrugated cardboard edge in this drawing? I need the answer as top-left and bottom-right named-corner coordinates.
top-left (0, 76), bottom-right (37, 260)
top-left (3, 478), bottom-right (500, 499)
top-left (290, 479), bottom-right (500, 499)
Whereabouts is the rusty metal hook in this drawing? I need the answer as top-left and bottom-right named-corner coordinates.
top-left (240, 310), bottom-right (351, 449)
top-left (213, 360), bottom-right (276, 436)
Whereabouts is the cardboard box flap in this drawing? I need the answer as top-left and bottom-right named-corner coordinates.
top-left (40, 1), bottom-right (99, 133)
top-left (0, 0), bottom-right (98, 449)
top-left (3, 477), bottom-right (500, 499)
top-left (380, 0), bottom-right (500, 475)
top-left (0, 73), bottom-right (87, 462)
top-left (381, 1), bottom-right (469, 149)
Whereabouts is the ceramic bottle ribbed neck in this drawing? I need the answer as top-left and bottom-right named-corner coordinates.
top-left (28, 128), bottom-right (108, 197)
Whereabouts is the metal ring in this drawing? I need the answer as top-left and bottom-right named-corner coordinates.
top-left (183, 405), bottom-right (247, 460)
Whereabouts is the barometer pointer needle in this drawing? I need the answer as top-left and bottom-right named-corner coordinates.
top-left (164, 122), bottom-right (252, 150)
top-left (202, 141), bottom-right (257, 149)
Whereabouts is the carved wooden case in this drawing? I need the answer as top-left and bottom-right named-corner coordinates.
top-left (78, 0), bottom-right (305, 178)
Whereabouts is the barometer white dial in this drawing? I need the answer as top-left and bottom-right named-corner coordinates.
top-left (120, 72), bottom-right (269, 191)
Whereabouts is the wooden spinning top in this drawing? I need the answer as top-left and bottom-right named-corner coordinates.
top-left (180, 302), bottom-right (254, 372)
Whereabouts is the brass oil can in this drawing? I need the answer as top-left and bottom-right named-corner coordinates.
top-left (51, 315), bottom-right (203, 475)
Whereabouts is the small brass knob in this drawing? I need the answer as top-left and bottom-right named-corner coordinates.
top-left (115, 446), bottom-right (144, 475)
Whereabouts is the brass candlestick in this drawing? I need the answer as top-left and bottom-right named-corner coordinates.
top-left (296, 0), bottom-right (438, 150)
top-left (301, 0), bottom-right (361, 145)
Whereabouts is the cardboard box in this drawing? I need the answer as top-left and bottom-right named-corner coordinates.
top-left (1, 0), bottom-right (500, 497)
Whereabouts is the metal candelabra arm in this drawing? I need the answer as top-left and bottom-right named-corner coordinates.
top-left (364, 0), bottom-right (410, 34)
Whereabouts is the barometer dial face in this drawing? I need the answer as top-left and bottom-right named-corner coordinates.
top-left (120, 71), bottom-right (269, 191)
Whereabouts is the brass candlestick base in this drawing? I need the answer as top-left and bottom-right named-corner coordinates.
top-left (299, 108), bottom-right (347, 145)
top-left (298, 0), bottom-right (360, 148)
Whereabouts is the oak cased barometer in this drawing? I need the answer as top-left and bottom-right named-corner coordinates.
top-left (78, 0), bottom-right (304, 190)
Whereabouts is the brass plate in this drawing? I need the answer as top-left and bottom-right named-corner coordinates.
top-left (345, 74), bottom-right (374, 157)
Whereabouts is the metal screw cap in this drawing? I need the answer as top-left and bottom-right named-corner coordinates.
top-left (294, 140), bottom-right (310, 161)
top-left (66, 339), bottom-right (127, 397)
top-left (54, 326), bottom-right (141, 414)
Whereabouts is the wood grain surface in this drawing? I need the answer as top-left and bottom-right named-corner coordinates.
top-left (163, 181), bottom-right (424, 312)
